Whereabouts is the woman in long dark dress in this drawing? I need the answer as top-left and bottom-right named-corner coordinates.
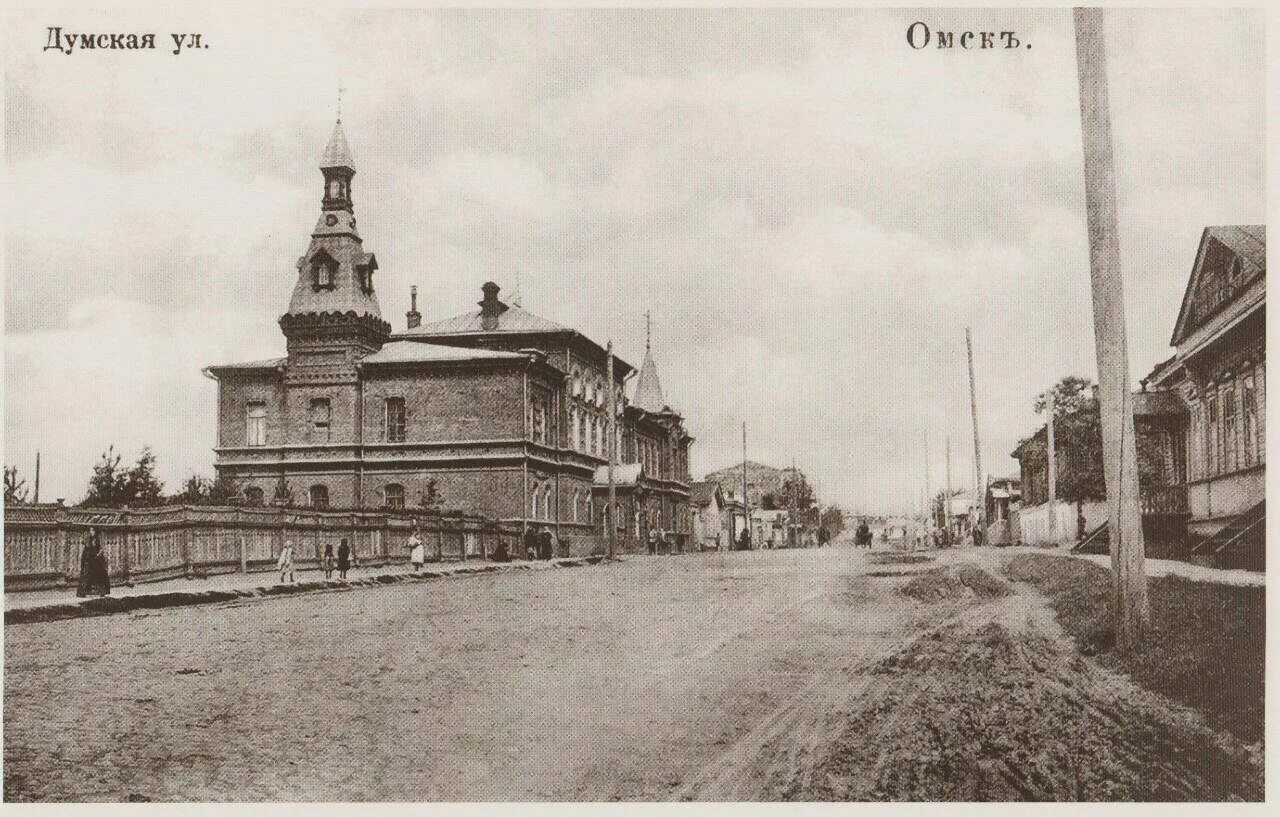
top-left (76, 529), bottom-right (111, 597)
top-left (336, 538), bottom-right (351, 580)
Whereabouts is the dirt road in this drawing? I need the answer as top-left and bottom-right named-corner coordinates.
top-left (3, 547), bottom-right (1261, 801)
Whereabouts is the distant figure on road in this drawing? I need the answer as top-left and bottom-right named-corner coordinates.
top-left (322, 542), bottom-right (335, 579)
top-left (337, 538), bottom-right (351, 580)
top-left (523, 527), bottom-right (539, 560)
top-left (76, 528), bottom-right (111, 597)
top-left (408, 530), bottom-right (426, 572)
top-left (648, 529), bottom-right (658, 555)
top-left (277, 542), bottom-right (296, 584)
top-left (855, 521), bottom-right (872, 549)
top-left (538, 528), bottom-right (555, 560)
top-left (490, 538), bottom-right (511, 562)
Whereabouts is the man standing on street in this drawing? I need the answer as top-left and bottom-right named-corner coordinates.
top-left (408, 528), bottom-right (426, 572)
top-left (277, 541), bottom-right (296, 584)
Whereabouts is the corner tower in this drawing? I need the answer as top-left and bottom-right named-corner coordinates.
top-left (279, 119), bottom-right (391, 373)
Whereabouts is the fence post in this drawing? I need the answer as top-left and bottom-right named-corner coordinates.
top-left (56, 500), bottom-right (71, 585)
top-left (181, 506), bottom-right (194, 578)
top-left (275, 507), bottom-right (286, 565)
top-left (237, 508), bottom-right (248, 573)
top-left (120, 507), bottom-right (132, 585)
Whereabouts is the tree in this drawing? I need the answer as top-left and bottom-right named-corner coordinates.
top-left (127, 447), bottom-right (165, 507)
top-left (421, 479), bottom-right (442, 511)
top-left (82, 445), bottom-right (166, 508)
top-left (763, 473), bottom-right (815, 512)
top-left (171, 474), bottom-right (239, 505)
top-left (819, 505), bottom-right (845, 543)
top-left (83, 446), bottom-right (128, 507)
top-left (4, 465), bottom-right (30, 505)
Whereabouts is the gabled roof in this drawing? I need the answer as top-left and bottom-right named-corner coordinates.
top-left (404, 303), bottom-right (572, 336)
top-left (1170, 225), bottom-right (1265, 346)
top-left (360, 340), bottom-right (526, 366)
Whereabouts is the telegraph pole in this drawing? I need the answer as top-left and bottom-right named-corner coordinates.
top-left (741, 422), bottom-right (750, 550)
top-left (1074, 6), bottom-right (1148, 648)
top-left (606, 341), bottom-right (617, 561)
top-left (964, 328), bottom-right (985, 546)
top-left (1046, 388), bottom-right (1058, 543)
top-left (33, 451), bottom-right (41, 505)
top-left (944, 436), bottom-right (953, 544)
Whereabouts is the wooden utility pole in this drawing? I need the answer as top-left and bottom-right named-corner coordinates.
top-left (606, 341), bottom-right (617, 561)
top-left (741, 422), bottom-right (750, 550)
top-left (1074, 6), bottom-right (1148, 648)
top-left (1046, 388), bottom-right (1058, 542)
top-left (944, 436), bottom-right (952, 541)
top-left (33, 451), bottom-right (41, 504)
top-left (923, 432), bottom-right (931, 532)
top-left (965, 328), bottom-right (985, 542)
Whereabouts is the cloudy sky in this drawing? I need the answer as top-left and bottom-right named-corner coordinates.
top-left (4, 8), bottom-right (1264, 512)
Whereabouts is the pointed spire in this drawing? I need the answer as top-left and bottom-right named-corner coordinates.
top-left (633, 313), bottom-right (666, 413)
top-left (511, 269), bottom-right (523, 308)
top-left (321, 119), bottom-right (355, 170)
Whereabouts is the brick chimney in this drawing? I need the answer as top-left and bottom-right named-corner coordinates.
top-left (478, 281), bottom-right (508, 331)
top-left (406, 285), bottom-right (421, 329)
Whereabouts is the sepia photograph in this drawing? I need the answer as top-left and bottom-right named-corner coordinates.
top-left (2, 4), bottom-right (1268, 804)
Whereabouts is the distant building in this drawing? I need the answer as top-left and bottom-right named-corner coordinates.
top-left (690, 481), bottom-right (727, 551)
top-left (703, 461), bottom-right (807, 512)
top-left (983, 478), bottom-right (1021, 545)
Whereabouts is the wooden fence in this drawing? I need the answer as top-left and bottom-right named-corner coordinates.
top-left (3, 504), bottom-right (527, 592)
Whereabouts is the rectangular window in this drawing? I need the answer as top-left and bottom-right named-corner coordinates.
top-left (1205, 390), bottom-right (1218, 476)
top-left (1242, 373), bottom-right (1257, 468)
top-left (1222, 383), bottom-right (1237, 473)
top-left (310, 398), bottom-right (331, 444)
top-left (1256, 360), bottom-right (1266, 464)
top-left (384, 397), bottom-right (406, 443)
top-left (246, 402), bottom-right (267, 447)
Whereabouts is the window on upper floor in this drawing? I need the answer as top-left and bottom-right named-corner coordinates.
top-left (246, 402), bottom-right (267, 447)
top-left (309, 484), bottom-right (330, 509)
top-left (310, 398), bottom-right (331, 444)
top-left (384, 397), bottom-right (406, 443)
top-left (384, 483), bottom-right (405, 509)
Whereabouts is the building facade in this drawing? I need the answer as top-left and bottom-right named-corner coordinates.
top-left (1147, 226), bottom-right (1265, 543)
top-left (204, 120), bottom-right (693, 554)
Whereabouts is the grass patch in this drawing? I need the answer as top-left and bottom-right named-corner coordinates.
top-left (899, 564), bottom-right (1012, 603)
top-left (1004, 552), bottom-right (1264, 744)
top-left (870, 553), bottom-right (935, 565)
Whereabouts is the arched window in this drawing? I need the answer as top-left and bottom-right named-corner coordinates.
top-left (384, 483), bottom-right (405, 509)
top-left (309, 398), bottom-right (331, 443)
top-left (309, 485), bottom-right (329, 509)
top-left (244, 486), bottom-right (265, 506)
top-left (586, 493), bottom-right (594, 523)
top-left (572, 369), bottom-right (583, 397)
top-left (569, 407), bottom-right (578, 449)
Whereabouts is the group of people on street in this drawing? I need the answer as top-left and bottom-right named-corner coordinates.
top-left (276, 538), bottom-right (353, 584)
top-left (522, 525), bottom-right (558, 560)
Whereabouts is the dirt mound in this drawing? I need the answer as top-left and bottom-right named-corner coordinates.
top-left (870, 553), bottom-right (935, 566)
top-left (793, 611), bottom-right (1263, 801)
top-left (898, 564), bottom-right (1012, 602)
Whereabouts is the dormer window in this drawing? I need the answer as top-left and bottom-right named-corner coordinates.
top-left (311, 252), bottom-right (337, 291)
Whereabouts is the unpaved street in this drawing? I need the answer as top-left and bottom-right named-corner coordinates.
top-left (4, 547), bottom-right (1262, 801)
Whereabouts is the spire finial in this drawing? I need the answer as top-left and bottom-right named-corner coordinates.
top-left (645, 311), bottom-right (652, 352)
top-left (511, 269), bottom-right (523, 308)
top-left (337, 81), bottom-right (346, 123)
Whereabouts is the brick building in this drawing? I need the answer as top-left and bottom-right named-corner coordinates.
top-left (204, 120), bottom-right (693, 553)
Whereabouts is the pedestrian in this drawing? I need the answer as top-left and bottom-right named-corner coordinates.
top-left (337, 538), bottom-right (351, 580)
top-left (523, 526), bottom-right (539, 560)
top-left (277, 541), bottom-right (296, 584)
top-left (538, 527), bottom-right (554, 560)
top-left (647, 528), bottom-right (658, 555)
top-left (77, 528), bottom-right (111, 597)
top-left (322, 542), bottom-right (335, 580)
top-left (408, 529), bottom-right (426, 572)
